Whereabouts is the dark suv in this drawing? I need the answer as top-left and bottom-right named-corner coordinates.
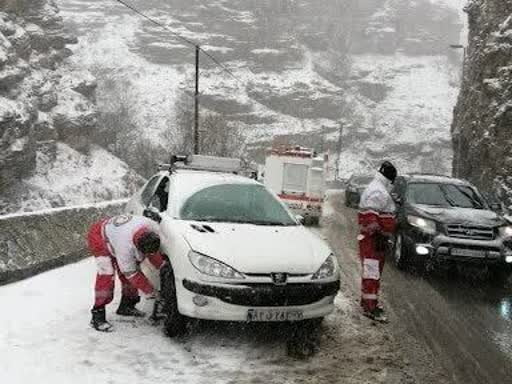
top-left (391, 174), bottom-right (512, 281)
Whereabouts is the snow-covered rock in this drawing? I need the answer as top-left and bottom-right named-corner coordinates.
top-left (452, 0), bottom-right (512, 211)
top-left (0, 1), bottom-right (139, 214)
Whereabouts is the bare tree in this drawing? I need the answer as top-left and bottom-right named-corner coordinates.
top-left (89, 70), bottom-right (166, 177)
top-left (172, 90), bottom-right (246, 158)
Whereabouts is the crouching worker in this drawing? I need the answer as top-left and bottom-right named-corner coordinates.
top-left (87, 214), bottom-right (166, 332)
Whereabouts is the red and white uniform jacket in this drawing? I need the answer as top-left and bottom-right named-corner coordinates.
top-left (358, 173), bottom-right (397, 236)
top-left (102, 215), bottom-right (164, 294)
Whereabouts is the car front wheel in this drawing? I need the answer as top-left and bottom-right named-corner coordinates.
top-left (286, 318), bottom-right (323, 359)
top-left (393, 232), bottom-right (410, 270)
top-left (160, 264), bottom-right (188, 337)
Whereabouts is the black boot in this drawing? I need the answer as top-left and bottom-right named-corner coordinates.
top-left (90, 307), bottom-right (113, 332)
top-left (363, 308), bottom-right (388, 323)
top-left (116, 296), bottom-right (145, 317)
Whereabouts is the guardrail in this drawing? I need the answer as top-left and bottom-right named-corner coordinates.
top-left (0, 200), bottom-right (127, 285)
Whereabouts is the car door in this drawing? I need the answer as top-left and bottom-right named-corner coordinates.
top-left (126, 174), bottom-right (165, 216)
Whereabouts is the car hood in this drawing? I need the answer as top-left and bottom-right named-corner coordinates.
top-left (412, 205), bottom-right (506, 226)
top-left (176, 221), bottom-right (331, 274)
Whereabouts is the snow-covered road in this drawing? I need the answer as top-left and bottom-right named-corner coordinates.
top-left (2, 258), bottom-right (332, 384)
top-left (0, 230), bottom-right (412, 384)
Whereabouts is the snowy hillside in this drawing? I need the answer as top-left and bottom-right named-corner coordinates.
top-left (0, 1), bottom-right (143, 215)
top-left (0, 143), bottom-right (143, 214)
top-left (55, 0), bottom-right (465, 178)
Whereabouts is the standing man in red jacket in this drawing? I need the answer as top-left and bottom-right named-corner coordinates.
top-left (87, 214), bottom-right (166, 332)
top-left (358, 161), bottom-right (397, 322)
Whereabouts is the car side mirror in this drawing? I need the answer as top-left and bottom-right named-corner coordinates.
top-left (296, 215), bottom-right (305, 225)
top-left (143, 207), bottom-right (162, 223)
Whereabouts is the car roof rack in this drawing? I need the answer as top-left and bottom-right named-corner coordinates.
top-left (158, 154), bottom-right (242, 174)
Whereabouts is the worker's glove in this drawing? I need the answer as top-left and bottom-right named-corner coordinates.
top-left (375, 233), bottom-right (392, 252)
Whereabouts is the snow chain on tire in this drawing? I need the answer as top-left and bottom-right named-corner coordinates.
top-left (160, 264), bottom-right (188, 337)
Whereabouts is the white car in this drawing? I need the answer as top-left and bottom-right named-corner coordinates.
top-left (125, 156), bottom-right (340, 337)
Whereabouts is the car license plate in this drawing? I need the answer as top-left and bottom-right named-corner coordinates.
top-left (247, 309), bottom-right (304, 322)
top-left (451, 248), bottom-right (486, 258)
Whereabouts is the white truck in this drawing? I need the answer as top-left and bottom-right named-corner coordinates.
top-left (263, 146), bottom-right (326, 225)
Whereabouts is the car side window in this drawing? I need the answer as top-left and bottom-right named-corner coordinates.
top-left (150, 177), bottom-right (170, 212)
top-left (141, 176), bottom-right (161, 206)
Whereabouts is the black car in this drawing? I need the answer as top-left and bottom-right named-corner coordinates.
top-left (345, 174), bottom-right (373, 208)
top-left (391, 174), bottom-right (512, 281)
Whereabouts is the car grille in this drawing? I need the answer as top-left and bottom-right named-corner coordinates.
top-left (445, 224), bottom-right (495, 241)
top-left (183, 280), bottom-right (340, 307)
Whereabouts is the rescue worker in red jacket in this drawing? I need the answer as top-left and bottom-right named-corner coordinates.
top-left (358, 161), bottom-right (397, 322)
top-left (87, 214), bottom-right (166, 332)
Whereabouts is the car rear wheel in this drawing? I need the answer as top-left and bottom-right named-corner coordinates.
top-left (160, 264), bottom-right (188, 337)
top-left (393, 233), bottom-right (410, 270)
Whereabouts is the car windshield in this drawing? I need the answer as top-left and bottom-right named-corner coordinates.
top-left (407, 183), bottom-right (485, 209)
top-left (180, 183), bottom-right (297, 225)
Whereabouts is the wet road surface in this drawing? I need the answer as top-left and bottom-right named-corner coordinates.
top-left (323, 192), bottom-right (512, 384)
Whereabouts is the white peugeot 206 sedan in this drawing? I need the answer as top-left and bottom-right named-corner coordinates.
top-left (125, 155), bottom-right (340, 337)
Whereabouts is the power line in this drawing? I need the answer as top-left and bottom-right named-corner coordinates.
top-left (113, 0), bottom-right (244, 84)
top-left (114, 0), bottom-right (197, 47)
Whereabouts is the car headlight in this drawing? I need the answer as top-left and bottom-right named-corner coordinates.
top-left (407, 215), bottom-right (437, 235)
top-left (188, 251), bottom-right (244, 280)
top-left (312, 254), bottom-right (337, 280)
top-left (499, 226), bottom-right (512, 238)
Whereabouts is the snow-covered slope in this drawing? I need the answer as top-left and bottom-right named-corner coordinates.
top-left (0, 1), bottom-right (143, 215)
top-left (0, 143), bottom-right (143, 214)
top-left (55, 0), bottom-right (465, 178)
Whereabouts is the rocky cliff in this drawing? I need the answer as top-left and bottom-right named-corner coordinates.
top-left (451, 0), bottom-right (512, 210)
top-left (0, 0), bottom-right (143, 214)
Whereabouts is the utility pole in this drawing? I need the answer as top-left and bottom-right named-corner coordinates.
top-left (194, 45), bottom-right (200, 155)
top-left (335, 122), bottom-right (343, 181)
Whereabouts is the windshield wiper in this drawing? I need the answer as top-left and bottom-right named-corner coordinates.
top-left (456, 188), bottom-right (484, 209)
top-left (439, 187), bottom-right (457, 207)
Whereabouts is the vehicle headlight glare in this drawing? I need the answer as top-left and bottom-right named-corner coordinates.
top-left (189, 251), bottom-right (244, 280)
top-left (407, 215), bottom-right (437, 235)
top-left (312, 254), bottom-right (337, 280)
top-left (499, 226), bottom-right (512, 238)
